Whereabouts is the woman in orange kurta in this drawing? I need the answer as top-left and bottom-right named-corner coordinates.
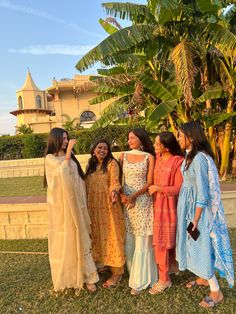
top-left (148, 132), bottom-right (184, 294)
top-left (86, 139), bottom-right (125, 288)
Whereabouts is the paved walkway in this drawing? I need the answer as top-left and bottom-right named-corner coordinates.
top-left (0, 182), bottom-right (235, 204)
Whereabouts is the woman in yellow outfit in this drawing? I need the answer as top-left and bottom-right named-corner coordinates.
top-left (86, 139), bottom-right (125, 288)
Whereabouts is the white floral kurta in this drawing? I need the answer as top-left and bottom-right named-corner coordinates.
top-left (123, 153), bottom-right (154, 236)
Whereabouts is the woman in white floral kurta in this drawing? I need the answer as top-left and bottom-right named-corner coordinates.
top-left (120, 128), bottom-right (157, 295)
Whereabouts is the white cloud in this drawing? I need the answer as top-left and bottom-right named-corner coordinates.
top-left (0, 0), bottom-right (103, 38)
top-left (9, 44), bottom-right (95, 56)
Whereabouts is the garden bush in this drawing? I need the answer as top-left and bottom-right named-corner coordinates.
top-left (0, 125), bottom-right (137, 160)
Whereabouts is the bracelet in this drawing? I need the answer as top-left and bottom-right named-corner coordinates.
top-left (65, 157), bottom-right (70, 160)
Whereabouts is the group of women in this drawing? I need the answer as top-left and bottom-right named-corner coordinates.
top-left (44, 122), bottom-right (234, 309)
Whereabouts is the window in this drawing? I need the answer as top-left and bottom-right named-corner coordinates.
top-left (36, 95), bottom-right (42, 108)
top-left (18, 96), bottom-right (23, 109)
top-left (80, 111), bottom-right (96, 123)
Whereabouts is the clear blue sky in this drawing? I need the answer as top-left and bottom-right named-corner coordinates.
top-left (0, 0), bottom-right (144, 135)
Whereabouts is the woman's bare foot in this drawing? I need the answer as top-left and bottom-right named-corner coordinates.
top-left (102, 274), bottom-right (122, 288)
top-left (86, 283), bottom-right (97, 292)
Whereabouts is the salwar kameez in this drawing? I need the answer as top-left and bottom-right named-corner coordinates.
top-left (123, 153), bottom-right (157, 290)
top-left (176, 152), bottom-right (234, 287)
top-left (153, 155), bottom-right (183, 281)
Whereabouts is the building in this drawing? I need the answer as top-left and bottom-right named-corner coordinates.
top-left (10, 71), bottom-right (109, 133)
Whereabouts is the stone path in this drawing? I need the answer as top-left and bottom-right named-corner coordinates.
top-left (0, 182), bottom-right (235, 204)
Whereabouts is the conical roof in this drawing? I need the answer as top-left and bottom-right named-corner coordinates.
top-left (17, 70), bottom-right (41, 92)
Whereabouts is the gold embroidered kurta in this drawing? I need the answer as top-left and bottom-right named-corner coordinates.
top-left (86, 159), bottom-right (125, 268)
top-left (45, 154), bottom-right (98, 292)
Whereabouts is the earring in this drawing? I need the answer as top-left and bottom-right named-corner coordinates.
top-left (140, 144), bottom-right (144, 151)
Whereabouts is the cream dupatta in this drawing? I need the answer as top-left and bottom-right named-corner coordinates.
top-left (45, 154), bottom-right (94, 292)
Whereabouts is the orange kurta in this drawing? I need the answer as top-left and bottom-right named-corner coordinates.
top-left (153, 155), bottom-right (183, 250)
top-left (86, 159), bottom-right (125, 268)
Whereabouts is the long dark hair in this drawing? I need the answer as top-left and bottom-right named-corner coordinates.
top-left (85, 139), bottom-right (122, 181)
top-left (129, 128), bottom-right (155, 156)
top-left (180, 121), bottom-right (214, 170)
top-left (158, 132), bottom-right (184, 157)
top-left (44, 128), bottom-right (85, 187)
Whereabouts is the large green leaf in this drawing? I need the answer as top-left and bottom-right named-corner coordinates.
top-left (99, 18), bottom-right (118, 34)
top-left (76, 24), bottom-right (153, 71)
top-left (97, 67), bottom-right (125, 76)
top-left (204, 112), bottom-right (236, 127)
top-left (207, 23), bottom-right (236, 57)
top-left (196, 0), bottom-right (222, 14)
top-left (102, 2), bottom-right (153, 23)
top-left (94, 85), bottom-right (134, 95)
top-left (91, 98), bottom-right (128, 128)
top-left (101, 53), bottom-right (146, 67)
top-left (140, 75), bottom-right (177, 101)
top-left (89, 93), bottom-right (116, 105)
top-left (149, 100), bottom-right (178, 121)
top-left (197, 83), bottom-right (224, 102)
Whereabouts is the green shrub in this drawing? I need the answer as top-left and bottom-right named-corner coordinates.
top-left (0, 125), bottom-right (141, 160)
top-left (21, 134), bottom-right (48, 158)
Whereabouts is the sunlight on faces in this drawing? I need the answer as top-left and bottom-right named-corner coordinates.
top-left (178, 130), bottom-right (192, 150)
top-left (61, 132), bottom-right (69, 151)
top-left (154, 135), bottom-right (165, 154)
top-left (128, 132), bottom-right (141, 150)
top-left (93, 142), bottom-right (108, 162)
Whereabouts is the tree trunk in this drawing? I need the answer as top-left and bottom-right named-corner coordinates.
top-left (219, 97), bottom-right (234, 180)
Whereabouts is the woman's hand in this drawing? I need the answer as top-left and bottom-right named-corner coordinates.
top-left (110, 190), bottom-right (118, 204)
top-left (126, 193), bottom-right (137, 209)
top-left (148, 185), bottom-right (158, 195)
top-left (192, 219), bottom-right (198, 231)
top-left (120, 193), bottom-right (128, 205)
top-left (67, 139), bottom-right (77, 152)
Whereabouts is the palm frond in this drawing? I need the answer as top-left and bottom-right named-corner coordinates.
top-left (89, 93), bottom-right (116, 105)
top-left (171, 41), bottom-right (198, 107)
top-left (91, 98), bottom-right (128, 129)
top-left (196, 0), bottom-right (222, 14)
top-left (149, 99), bottom-right (178, 122)
top-left (204, 112), bottom-right (236, 127)
top-left (140, 74), bottom-right (178, 101)
top-left (99, 18), bottom-right (119, 34)
top-left (102, 2), bottom-right (153, 22)
top-left (76, 25), bottom-right (153, 71)
top-left (207, 23), bottom-right (236, 57)
top-left (197, 83), bottom-right (224, 103)
top-left (97, 67), bottom-right (126, 76)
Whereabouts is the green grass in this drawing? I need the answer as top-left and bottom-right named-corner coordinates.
top-left (0, 176), bottom-right (46, 197)
top-left (0, 230), bottom-right (235, 313)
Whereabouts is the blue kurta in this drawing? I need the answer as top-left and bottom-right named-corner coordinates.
top-left (176, 153), bottom-right (215, 280)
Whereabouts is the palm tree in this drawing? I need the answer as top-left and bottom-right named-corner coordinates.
top-left (76, 0), bottom-right (236, 178)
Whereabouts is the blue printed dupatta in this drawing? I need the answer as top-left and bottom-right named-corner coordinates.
top-left (201, 152), bottom-right (235, 287)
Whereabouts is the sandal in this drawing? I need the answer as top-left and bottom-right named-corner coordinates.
top-left (131, 288), bottom-right (142, 295)
top-left (102, 275), bottom-right (122, 289)
top-left (149, 281), bottom-right (172, 295)
top-left (199, 294), bottom-right (224, 308)
top-left (86, 283), bottom-right (97, 292)
top-left (186, 280), bottom-right (209, 289)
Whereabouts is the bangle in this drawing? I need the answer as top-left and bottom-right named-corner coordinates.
top-left (65, 157), bottom-right (70, 160)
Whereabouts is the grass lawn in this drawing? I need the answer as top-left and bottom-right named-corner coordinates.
top-left (0, 230), bottom-right (235, 314)
top-left (0, 176), bottom-right (46, 197)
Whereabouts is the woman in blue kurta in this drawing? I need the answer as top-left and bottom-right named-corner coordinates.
top-left (176, 121), bottom-right (234, 309)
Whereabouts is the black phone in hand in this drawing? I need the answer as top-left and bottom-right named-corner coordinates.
top-left (187, 222), bottom-right (200, 241)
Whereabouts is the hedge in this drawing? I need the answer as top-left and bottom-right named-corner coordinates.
top-left (0, 125), bottom-right (136, 160)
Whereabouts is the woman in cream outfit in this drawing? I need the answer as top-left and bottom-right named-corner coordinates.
top-left (44, 128), bottom-right (99, 293)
